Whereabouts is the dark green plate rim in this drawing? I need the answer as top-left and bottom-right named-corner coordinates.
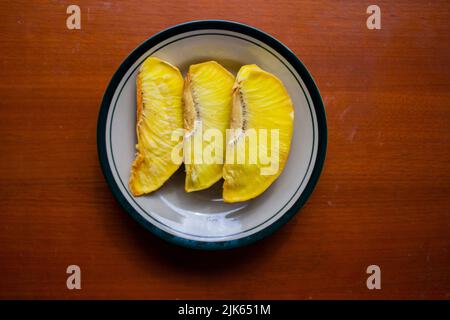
top-left (97, 20), bottom-right (327, 250)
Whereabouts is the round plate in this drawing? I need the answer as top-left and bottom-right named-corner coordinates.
top-left (97, 20), bottom-right (327, 250)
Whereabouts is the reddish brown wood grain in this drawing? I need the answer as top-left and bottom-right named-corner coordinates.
top-left (0, 0), bottom-right (449, 299)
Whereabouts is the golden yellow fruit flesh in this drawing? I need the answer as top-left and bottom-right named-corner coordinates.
top-left (183, 61), bottom-right (235, 192)
top-left (129, 57), bottom-right (184, 196)
top-left (223, 65), bottom-right (294, 202)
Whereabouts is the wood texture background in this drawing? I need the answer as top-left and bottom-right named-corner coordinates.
top-left (0, 0), bottom-right (449, 299)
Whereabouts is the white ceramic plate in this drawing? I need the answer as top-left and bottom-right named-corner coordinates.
top-left (97, 20), bottom-right (327, 249)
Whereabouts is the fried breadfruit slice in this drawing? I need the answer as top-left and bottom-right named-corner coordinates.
top-left (223, 65), bottom-right (294, 202)
top-left (129, 57), bottom-right (184, 196)
top-left (183, 61), bottom-right (235, 192)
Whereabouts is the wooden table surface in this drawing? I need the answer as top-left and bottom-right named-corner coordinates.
top-left (0, 1), bottom-right (449, 299)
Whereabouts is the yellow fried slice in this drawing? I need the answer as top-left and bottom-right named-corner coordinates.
top-left (129, 57), bottom-right (184, 196)
top-left (223, 65), bottom-right (294, 202)
top-left (183, 61), bottom-right (235, 192)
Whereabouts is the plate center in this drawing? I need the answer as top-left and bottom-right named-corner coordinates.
top-left (156, 168), bottom-right (249, 216)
